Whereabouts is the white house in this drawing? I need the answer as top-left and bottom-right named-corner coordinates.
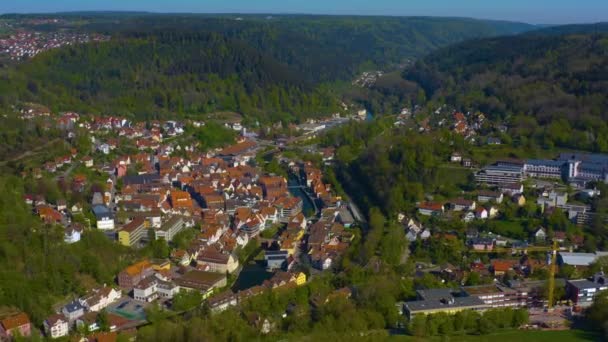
top-left (475, 207), bottom-right (489, 220)
top-left (82, 287), bottom-right (121, 312)
top-left (477, 191), bottom-right (504, 204)
top-left (420, 229), bottom-right (431, 240)
top-left (64, 226), bottom-right (82, 244)
top-left (97, 143), bottom-right (111, 155)
top-left (134, 277), bottom-right (158, 302)
top-left (405, 230), bottom-right (418, 242)
top-left (534, 227), bottom-right (547, 242)
top-left (156, 279), bottom-right (180, 299)
top-left (92, 205), bottom-right (115, 230)
top-left (44, 314), bottom-right (69, 339)
top-left (320, 256), bottom-right (333, 270)
top-left (83, 156), bottom-right (94, 168)
top-left (450, 153), bottom-right (462, 163)
top-left (462, 212), bottom-right (476, 223)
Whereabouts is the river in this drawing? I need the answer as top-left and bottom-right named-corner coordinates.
top-left (288, 173), bottom-right (317, 215)
top-left (231, 261), bottom-right (274, 292)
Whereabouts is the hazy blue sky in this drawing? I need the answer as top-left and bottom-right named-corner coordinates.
top-left (1, 0), bottom-right (607, 24)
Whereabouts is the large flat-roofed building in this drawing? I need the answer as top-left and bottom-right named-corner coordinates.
top-left (403, 288), bottom-right (488, 319)
top-left (155, 216), bottom-right (185, 242)
top-left (174, 270), bottom-right (227, 298)
top-left (475, 164), bottom-right (524, 185)
top-left (462, 284), bottom-right (526, 308)
top-left (478, 153), bottom-right (608, 186)
top-left (118, 218), bottom-right (147, 247)
top-left (567, 273), bottom-right (608, 307)
top-left (404, 295), bottom-right (487, 319)
top-left (524, 159), bottom-right (564, 179)
top-left (558, 251), bottom-right (608, 267)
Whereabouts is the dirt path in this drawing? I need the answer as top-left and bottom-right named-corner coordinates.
top-left (0, 138), bottom-right (62, 166)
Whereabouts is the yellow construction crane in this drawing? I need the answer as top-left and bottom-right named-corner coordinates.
top-left (547, 240), bottom-right (559, 310)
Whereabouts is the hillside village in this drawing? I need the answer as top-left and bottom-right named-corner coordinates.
top-left (1, 101), bottom-right (607, 340)
top-left (0, 106), bottom-right (362, 340)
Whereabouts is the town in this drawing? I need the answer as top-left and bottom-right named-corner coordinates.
top-left (0, 105), bottom-right (360, 340)
top-left (0, 11), bottom-right (607, 342)
top-left (0, 22), bottom-right (109, 61)
top-left (2, 101), bottom-right (608, 341)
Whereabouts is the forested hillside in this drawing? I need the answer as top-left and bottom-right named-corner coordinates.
top-left (91, 15), bottom-right (534, 82)
top-left (0, 15), bottom-right (535, 122)
top-left (0, 32), bottom-right (339, 123)
top-left (373, 30), bottom-right (608, 151)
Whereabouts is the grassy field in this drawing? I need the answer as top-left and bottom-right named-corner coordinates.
top-left (390, 329), bottom-right (598, 342)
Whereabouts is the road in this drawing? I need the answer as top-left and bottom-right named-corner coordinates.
top-left (348, 199), bottom-right (366, 223)
top-left (55, 162), bottom-right (77, 180)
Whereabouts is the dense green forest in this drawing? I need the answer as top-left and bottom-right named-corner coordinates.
top-left (398, 31), bottom-right (608, 151)
top-left (86, 15), bottom-right (534, 82)
top-left (0, 32), bottom-right (339, 123)
top-left (0, 15), bottom-right (536, 122)
top-left (321, 118), bottom-right (468, 216)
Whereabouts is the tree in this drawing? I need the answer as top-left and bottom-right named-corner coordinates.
top-left (587, 290), bottom-right (608, 338)
top-left (409, 314), bottom-right (427, 337)
top-left (512, 309), bottom-right (529, 327)
top-left (97, 310), bottom-right (109, 332)
top-left (172, 290), bottom-right (203, 312)
top-left (148, 238), bottom-right (170, 259)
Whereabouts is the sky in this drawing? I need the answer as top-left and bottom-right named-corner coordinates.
top-left (1, 0), bottom-right (607, 25)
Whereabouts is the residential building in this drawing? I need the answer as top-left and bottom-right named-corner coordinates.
top-left (196, 248), bottom-right (239, 274)
top-left (471, 237), bottom-right (494, 251)
top-left (64, 225), bottom-right (83, 244)
top-left (76, 312), bottom-right (99, 333)
top-left (170, 190), bottom-right (194, 210)
top-left (499, 183), bottom-right (524, 195)
top-left (171, 250), bottom-right (191, 266)
top-left (62, 300), bottom-right (85, 323)
top-left (450, 152), bottom-right (462, 163)
top-left (477, 191), bottom-right (503, 204)
top-left (44, 314), bottom-right (69, 339)
top-left (534, 227), bottom-right (547, 242)
top-left (81, 287), bottom-right (121, 312)
top-left (156, 279), bottom-right (180, 299)
top-left (118, 218), bottom-right (147, 247)
top-left (92, 205), bottom-right (114, 230)
top-left (417, 202), bottom-right (444, 216)
top-left (0, 312), bottom-right (31, 340)
top-left (491, 260), bottom-right (516, 276)
top-left (133, 277), bottom-right (158, 302)
top-left (449, 198), bottom-right (476, 212)
top-left (475, 207), bottom-right (488, 220)
top-left (537, 190), bottom-right (568, 209)
top-left (207, 291), bottom-right (238, 313)
top-left (275, 196), bottom-right (303, 220)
